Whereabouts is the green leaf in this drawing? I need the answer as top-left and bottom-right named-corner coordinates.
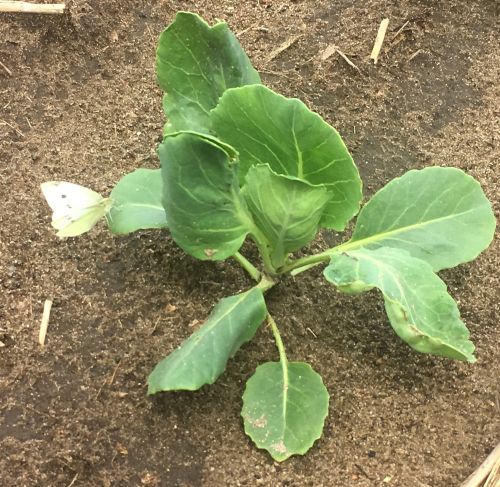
top-left (166, 130), bottom-right (239, 160)
top-left (159, 133), bottom-right (251, 261)
top-left (148, 288), bottom-right (267, 394)
top-left (108, 169), bottom-right (167, 234)
top-left (242, 361), bottom-right (329, 461)
top-left (211, 84), bottom-right (362, 230)
top-left (348, 167), bottom-right (495, 271)
top-left (156, 12), bottom-right (261, 133)
top-left (242, 165), bottom-right (330, 269)
top-left (324, 247), bottom-right (476, 362)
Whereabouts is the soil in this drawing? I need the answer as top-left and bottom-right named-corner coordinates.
top-left (1, 1), bottom-right (498, 486)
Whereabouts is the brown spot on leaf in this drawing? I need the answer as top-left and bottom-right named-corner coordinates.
top-left (203, 248), bottom-right (217, 258)
top-left (271, 441), bottom-right (287, 454)
top-left (251, 415), bottom-right (267, 428)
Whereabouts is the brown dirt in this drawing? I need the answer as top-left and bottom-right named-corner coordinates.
top-left (1, 1), bottom-right (499, 486)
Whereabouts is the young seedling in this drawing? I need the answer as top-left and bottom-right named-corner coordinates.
top-left (41, 12), bottom-right (496, 461)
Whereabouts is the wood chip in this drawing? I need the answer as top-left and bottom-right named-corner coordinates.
top-left (320, 44), bottom-right (337, 61)
top-left (370, 18), bottom-right (390, 64)
top-left (39, 299), bottom-right (53, 347)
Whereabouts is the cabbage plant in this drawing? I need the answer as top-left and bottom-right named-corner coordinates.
top-left (41, 12), bottom-right (496, 461)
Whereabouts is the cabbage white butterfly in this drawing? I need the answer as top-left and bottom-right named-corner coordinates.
top-left (41, 181), bottom-right (113, 237)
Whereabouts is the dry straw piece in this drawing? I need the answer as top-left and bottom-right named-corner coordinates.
top-left (370, 18), bottom-right (390, 64)
top-left (0, 60), bottom-right (12, 76)
top-left (39, 299), bottom-right (53, 347)
top-left (320, 44), bottom-right (361, 74)
top-left (0, 1), bottom-right (65, 14)
top-left (461, 443), bottom-right (500, 487)
top-left (264, 35), bottom-right (303, 64)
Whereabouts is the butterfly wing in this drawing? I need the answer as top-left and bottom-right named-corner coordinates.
top-left (41, 181), bottom-right (112, 237)
top-left (41, 181), bottom-right (103, 211)
top-left (52, 199), bottom-right (112, 237)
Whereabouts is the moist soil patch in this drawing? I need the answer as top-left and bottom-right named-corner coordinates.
top-left (1, 1), bottom-right (498, 486)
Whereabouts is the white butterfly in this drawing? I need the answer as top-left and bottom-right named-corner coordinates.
top-left (40, 181), bottom-right (113, 237)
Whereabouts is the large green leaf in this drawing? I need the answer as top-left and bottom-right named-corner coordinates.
top-left (242, 165), bottom-right (330, 269)
top-left (108, 169), bottom-right (167, 234)
top-left (148, 288), bottom-right (267, 393)
top-left (159, 133), bottom-right (252, 261)
top-left (165, 130), bottom-right (239, 160)
top-left (347, 167), bottom-right (495, 271)
top-left (156, 12), bottom-right (261, 133)
top-left (324, 247), bottom-right (476, 362)
top-left (242, 361), bottom-right (329, 461)
top-left (211, 84), bottom-right (362, 230)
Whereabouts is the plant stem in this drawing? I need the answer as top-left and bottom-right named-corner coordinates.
top-left (280, 250), bottom-right (331, 275)
top-left (268, 314), bottom-right (288, 371)
top-left (280, 238), bottom-right (364, 275)
top-left (233, 252), bottom-right (261, 282)
top-left (290, 262), bottom-right (323, 276)
top-left (257, 273), bottom-right (276, 292)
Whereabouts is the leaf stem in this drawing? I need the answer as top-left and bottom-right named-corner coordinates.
top-left (267, 314), bottom-right (288, 375)
top-left (233, 252), bottom-right (261, 282)
top-left (232, 187), bottom-right (276, 276)
top-left (279, 249), bottom-right (331, 275)
top-left (280, 239), bottom-right (363, 275)
top-left (249, 234), bottom-right (276, 276)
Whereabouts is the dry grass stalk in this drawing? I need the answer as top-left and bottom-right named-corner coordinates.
top-left (370, 18), bottom-right (390, 64)
top-left (264, 35), bottom-right (303, 64)
top-left (0, 60), bottom-right (12, 75)
top-left (391, 20), bottom-right (410, 42)
top-left (461, 443), bottom-right (500, 487)
top-left (320, 44), bottom-right (361, 74)
top-left (334, 47), bottom-right (361, 73)
top-left (39, 299), bottom-right (53, 346)
top-left (1, 119), bottom-right (25, 137)
top-left (0, 1), bottom-right (65, 14)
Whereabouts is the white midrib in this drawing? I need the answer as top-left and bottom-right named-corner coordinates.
top-left (336, 207), bottom-right (477, 253)
top-left (281, 357), bottom-right (289, 429)
top-left (123, 203), bottom-right (163, 210)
